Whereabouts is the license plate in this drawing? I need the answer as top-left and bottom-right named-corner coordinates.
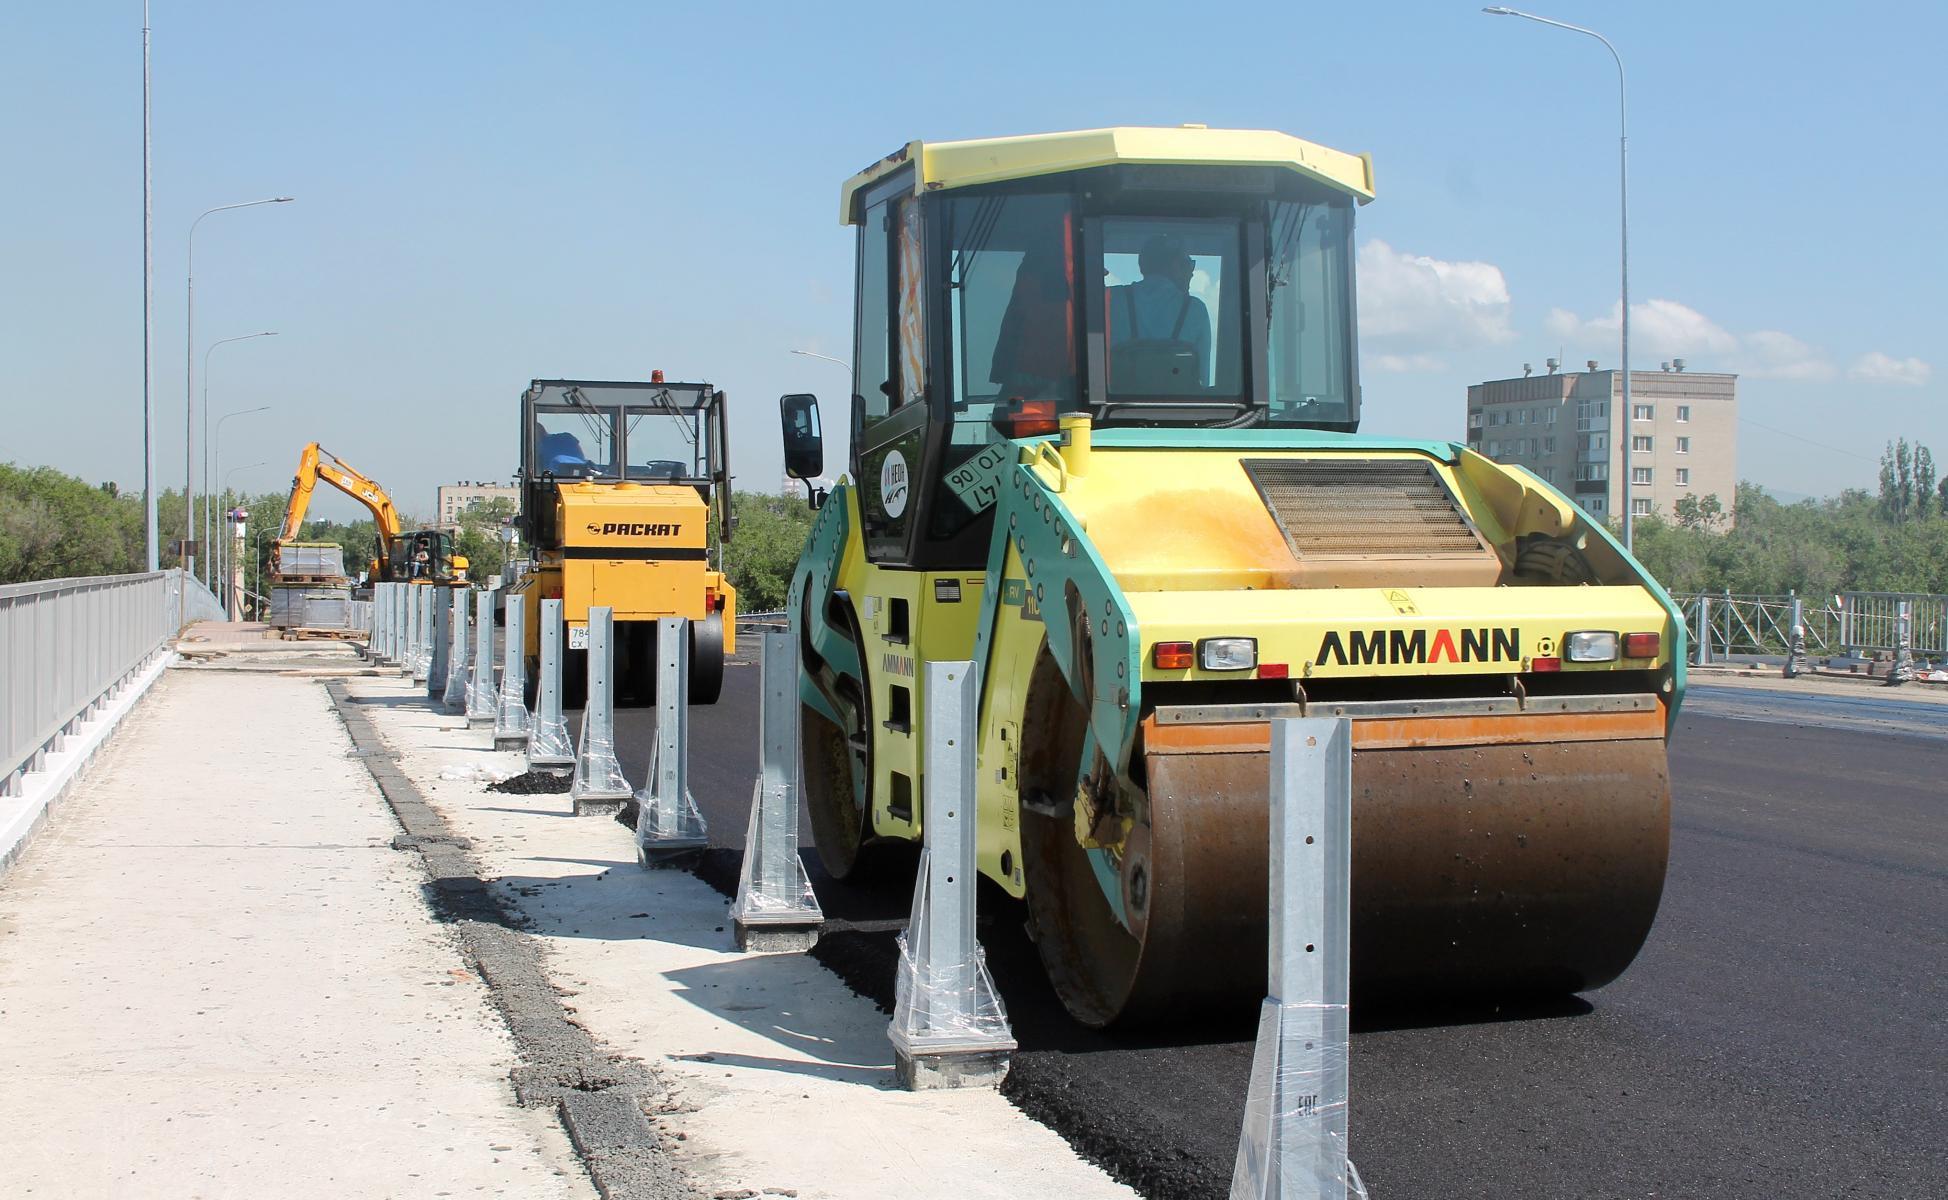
top-left (568, 624), bottom-right (589, 650)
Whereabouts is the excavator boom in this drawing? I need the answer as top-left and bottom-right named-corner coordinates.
top-left (274, 443), bottom-right (406, 579)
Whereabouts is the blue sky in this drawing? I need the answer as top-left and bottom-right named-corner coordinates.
top-left (3, 1), bottom-right (1941, 520)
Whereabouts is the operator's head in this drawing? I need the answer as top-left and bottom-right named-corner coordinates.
top-left (1138, 235), bottom-right (1194, 286)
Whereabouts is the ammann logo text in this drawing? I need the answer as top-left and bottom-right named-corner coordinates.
top-left (586, 522), bottom-right (681, 537)
top-left (1315, 627), bottom-right (1520, 667)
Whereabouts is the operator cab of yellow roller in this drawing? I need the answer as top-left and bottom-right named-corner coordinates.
top-left (511, 376), bottom-right (736, 707)
top-left (779, 126), bottom-right (1686, 1027)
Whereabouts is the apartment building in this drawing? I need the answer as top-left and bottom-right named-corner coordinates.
top-left (435, 481), bottom-right (519, 529)
top-left (1466, 359), bottom-right (1737, 523)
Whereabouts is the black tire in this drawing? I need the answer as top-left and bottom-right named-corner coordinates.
top-left (522, 655), bottom-right (540, 710)
top-left (621, 621), bottom-right (655, 707)
top-left (563, 648), bottom-right (588, 710)
top-left (688, 612), bottom-right (725, 705)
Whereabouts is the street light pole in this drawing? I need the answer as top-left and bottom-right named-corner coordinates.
top-left (789, 349), bottom-right (851, 373)
top-left (141, 0), bottom-right (156, 571)
top-left (219, 462), bottom-right (264, 611)
top-left (186, 197), bottom-right (292, 580)
top-left (1483, 6), bottom-right (1634, 551)
top-left (201, 336), bottom-right (276, 585)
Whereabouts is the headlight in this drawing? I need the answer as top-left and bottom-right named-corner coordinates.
top-left (1198, 637), bottom-right (1258, 671)
top-left (1564, 631), bottom-right (1619, 662)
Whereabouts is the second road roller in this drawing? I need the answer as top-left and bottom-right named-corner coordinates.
top-left (778, 125), bottom-right (1685, 1026)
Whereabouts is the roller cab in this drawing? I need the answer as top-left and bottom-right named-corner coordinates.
top-left (783, 127), bottom-right (1683, 1026)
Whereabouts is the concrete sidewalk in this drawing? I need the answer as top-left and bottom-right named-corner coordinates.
top-left (0, 668), bottom-right (591, 1198)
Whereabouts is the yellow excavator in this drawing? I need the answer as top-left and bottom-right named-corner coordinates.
top-left (273, 443), bottom-right (468, 589)
top-left (782, 126), bottom-right (1685, 1027)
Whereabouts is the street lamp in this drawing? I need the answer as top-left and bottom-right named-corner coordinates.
top-left (218, 462), bottom-right (264, 610)
top-left (1482, 6), bottom-right (1635, 550)
top-left (185, 196), bottom-right (293, 578)
top-left (201, 336), bottom-right (275, 585)
top-left (789, 349), bottom-right (851, 373)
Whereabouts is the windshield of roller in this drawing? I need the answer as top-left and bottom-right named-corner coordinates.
top-left (1265, 197), bottom-right (1356, 428)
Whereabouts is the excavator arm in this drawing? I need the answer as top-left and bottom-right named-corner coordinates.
top-left (274, 443), bottom-right (405, 579)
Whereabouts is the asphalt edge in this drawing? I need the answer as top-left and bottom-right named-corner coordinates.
top-left (324, 680), bottom-right (699, 1200)
top-left (1, 650), bottom-right (174, 881)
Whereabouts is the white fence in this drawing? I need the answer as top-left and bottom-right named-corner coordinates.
top-left (1, 570), bottom-right (218, 796)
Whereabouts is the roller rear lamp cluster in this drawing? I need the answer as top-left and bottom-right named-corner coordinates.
top-left (1152, 637), bottom-right (1288, 679)
top-left (1534, 630), bottom-right (1661, 672)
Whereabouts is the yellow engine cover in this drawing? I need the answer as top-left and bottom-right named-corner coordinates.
top-left (556, 482), bottom-right (711, 622)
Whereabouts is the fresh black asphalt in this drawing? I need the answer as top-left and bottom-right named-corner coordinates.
top-left (597, 653), bottom-right (1947, 1200)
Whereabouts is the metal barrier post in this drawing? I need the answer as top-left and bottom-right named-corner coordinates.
top-left (466, 590), bottom-right (496, 724)
top-left (1694, 594), bottom-right (1713, 666)
top-left (1889, 600), bottom-right (1916, 686)
top-left (571, 606), bottom-right (631, 814)
top-left (394, 585), bottom-right (412, 672)
top-left (372, 583), bottom-right (391, 661)
top-left (494, 598), bottom-right (530, 750)
top-left (1232, 717), bottom-right (1359, 1200)
top-left (889, 660), bottom-right (1014, 1090)
top-left (402, 585), bottom-right (419, 673)
top-left (427, 587), bottom-right (451, 700)
top-left (442, 589), bottom-right (471, 713)
top-left (635, 617), bottom-right (709, 862)
top-left (528, 598), bottom-right (573, 770)
top-left (730, 631), bottom-right (823, 950)
top-left (412, 586), bottom-right (433, 683)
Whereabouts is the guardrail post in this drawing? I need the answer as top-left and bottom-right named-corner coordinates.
top-left (571, 606), bottom-right (631, 814)
top-left (442, 589), bottom-right (471, 713)
top-left (427, 588), bottom-right (451, 699)
top-left (372, 583), bottom-right (391, 661)
top-left (495, 598), bottom-right (530, 750)
top-left (395, 585), bottom-right (412, 671)
top-left (1694, 594), bottom-right (1713, 666)
top-left (1232, 717), bottom-right (1359, 1200)
top-left (528, 598), bottom-right (573, 771)
top-left (412, 587), bottom-right (433, 683)
top-left (635, 617), bottom-right (709, 862)
top-left (1784, 592), bottom-right (1808, 679)
top-left (466, 590), bottom-right (496, 724)
top-left (731, 631), bottom-right (823, 950)
top-left (889, 660), bottom-right (1014, 1090)
top-left (1889, 601), bottom-right (1916, 686)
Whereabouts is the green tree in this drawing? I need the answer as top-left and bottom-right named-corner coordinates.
top-left (453, 497), bottom-right (518, 582)
top-left (721, 492), bottom-right (815, 612)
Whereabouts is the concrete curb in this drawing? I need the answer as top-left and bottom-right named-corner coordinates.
top-left (0, 650), bottom-right (173, 880)
top-left (324, 682), bottom-right (699, 1200)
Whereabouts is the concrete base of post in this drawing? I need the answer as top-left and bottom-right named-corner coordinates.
top-left (733, 917), bottom-right (820, 954)
top-left (573, 793), bottom-right (628, 818)
top-left (893, 1045), bottom-right (1011, 1091)
top-left (493, 732), bottom-right (527, 752)
top-left (636, 840), bottom-right (705, 869)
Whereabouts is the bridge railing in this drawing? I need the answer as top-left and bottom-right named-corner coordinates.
top-left (1, 570), bottom-right (218, 796)
top-left (1672, 590), bottom-right (1947, 663)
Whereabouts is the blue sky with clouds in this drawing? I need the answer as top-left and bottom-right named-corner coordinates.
top-left (3, 1), bottom-right (1941, 519)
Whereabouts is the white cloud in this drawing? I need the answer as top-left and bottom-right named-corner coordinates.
top-left (1357, 239), bottom-right (1514, 350)
top-left (1368, 352), bottom-right (1447, 374)
top-left (1543, 298), bottom-right (1737, 359)
top-left (1848, 351), bottom-right (1933, 387)
top-left (1742, 330), bottom-right (1836, 382)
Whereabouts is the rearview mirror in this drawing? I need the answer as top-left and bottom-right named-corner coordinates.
top-left (780, 393), bottom-right (823, 480)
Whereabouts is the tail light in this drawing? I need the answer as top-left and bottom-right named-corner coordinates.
top-left (1623, 632), bottom-right (1661, 659)
top-left (1152, 641), bottom-right (1194, 670)
top-left (1531, 656), bottom-right (1563, 673)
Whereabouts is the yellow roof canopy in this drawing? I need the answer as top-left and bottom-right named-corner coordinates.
top-left (840, 125), bottom-right (1375, 224)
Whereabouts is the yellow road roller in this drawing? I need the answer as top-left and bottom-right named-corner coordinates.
top-left (779, 126), bottom-right (1685, 1026)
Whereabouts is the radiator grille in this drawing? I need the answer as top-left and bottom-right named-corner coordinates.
top-left (1242, 458), bottom-right (1486, 558)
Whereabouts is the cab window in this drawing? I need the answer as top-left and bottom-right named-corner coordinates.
top-left (532, 408), bottom-right (617, 479)
top-left (855, 197), bottom-right (896, 423)
top-left (1100, 216), bottom-right (1244, 399)
top-left (623, 405), bottom-right (702, 481)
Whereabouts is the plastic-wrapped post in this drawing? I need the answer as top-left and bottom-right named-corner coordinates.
top-left (527, 598), bottom-right (572, 771)
top-left (635, 617), bottom-right (709, 862)
top-left (730, 630), bottom-right (822, 949)
top-left (1889, 600), bottom-right (1916, 686)
top-left (570, 606), bottom-right (632, 814)
top-left (427, 587), bottom-right (451, 700)
top-left (442, 589), bottom-right (470, 713)
top-left (1231, 717), bottom-right (1363, 1200)
top-left (412, 586), bottom-right (434, 683)
top-left (394, 584), bottom-right (412, 672)
top-left (466, 589), bottom-right (496, 724)
top-left (1783, 593), bottom-right (1808, 680)
top-left (372, 583), bottom-right (391, 661)
top-left (889, 660), bottom-right (1015, 1090)
top-left (494, 598), bottom-right (530, 750)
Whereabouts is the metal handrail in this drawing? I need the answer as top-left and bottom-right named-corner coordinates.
top-left (2, 569), bottom-right (218, 796)
top-left (1672, 590), bottom-right (1946, 662)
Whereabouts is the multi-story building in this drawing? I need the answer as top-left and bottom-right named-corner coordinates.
top-left (435, 481), bottom-right (519, 530)
top-left (1466, 359), bottom-right (1737, 524)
